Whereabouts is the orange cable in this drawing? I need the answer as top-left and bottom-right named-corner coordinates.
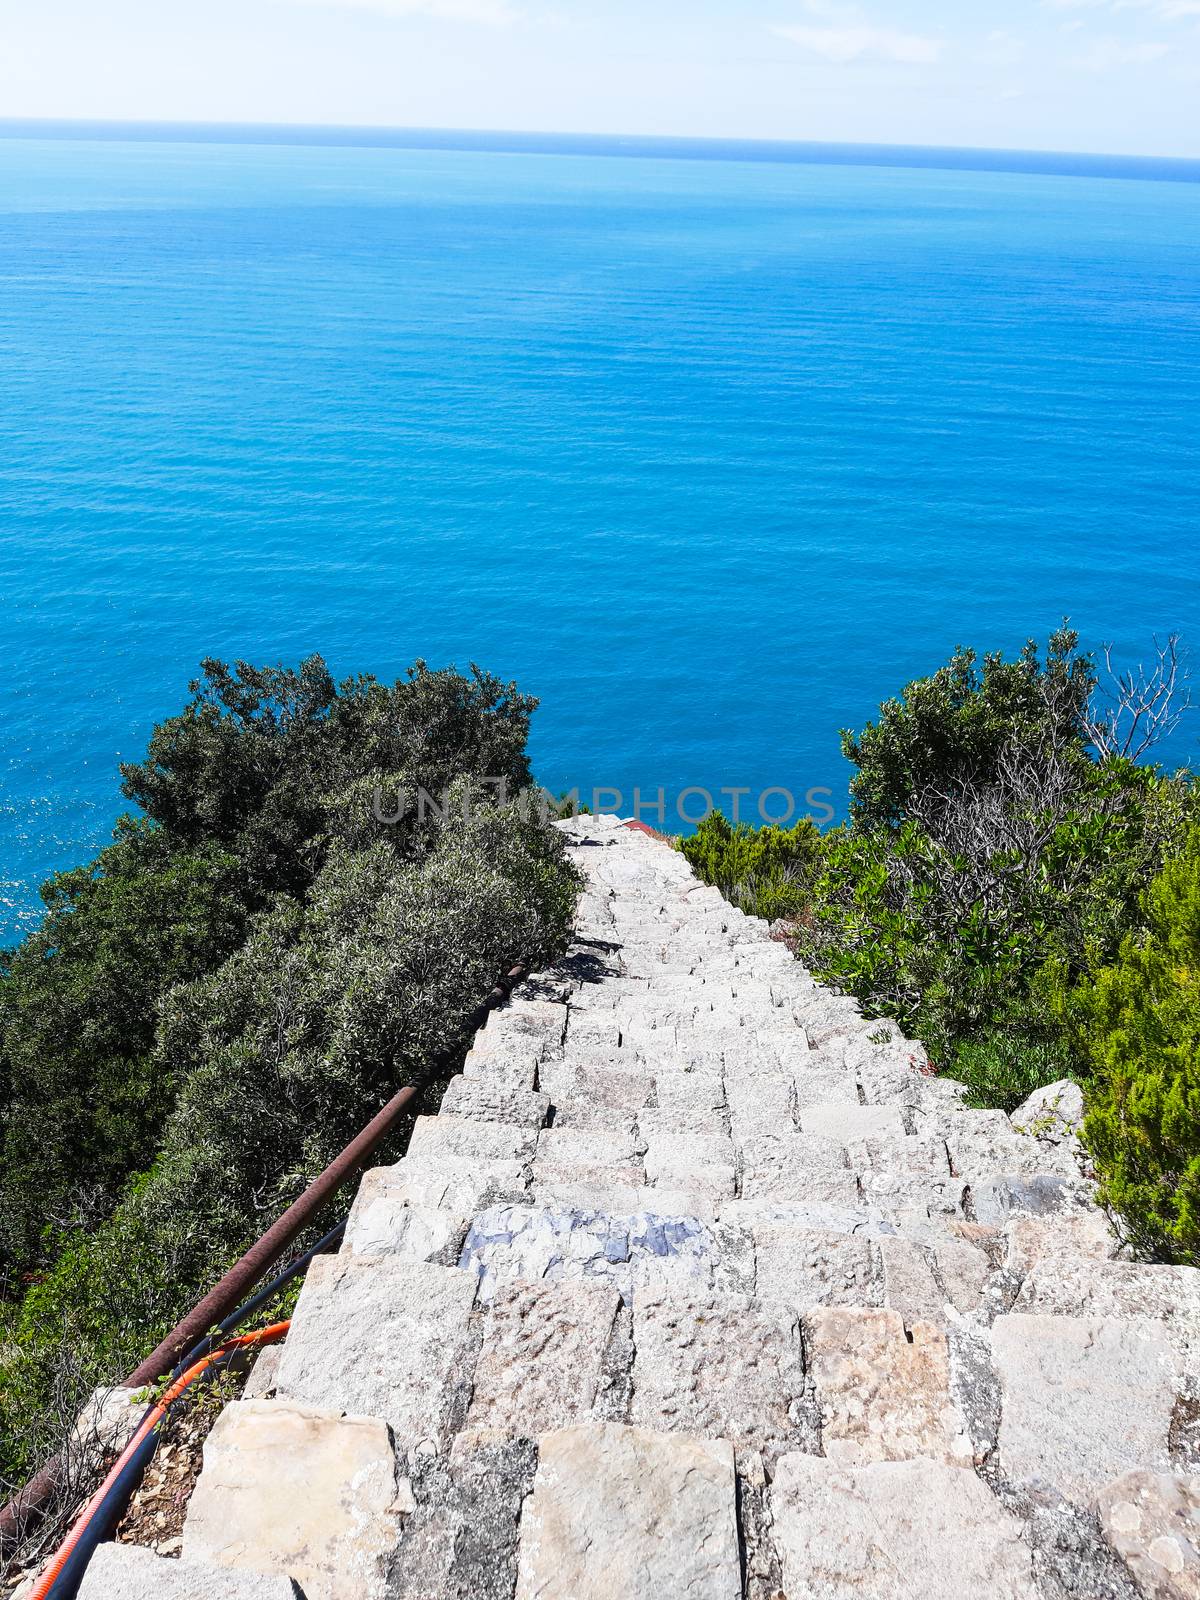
top-left (26, 1320), bottom-right (291, 1600)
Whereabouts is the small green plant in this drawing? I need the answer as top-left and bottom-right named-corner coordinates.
top-left (952, 1031), bottom-right (1075, 1115)
top-left (1076, 824), bottom-right (1200, 1263)
top-left (679, 812), bottom-right (824, 923)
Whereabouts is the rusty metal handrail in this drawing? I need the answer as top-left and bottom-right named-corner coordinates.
top-left (0, 960), bottom-right (528, 1560)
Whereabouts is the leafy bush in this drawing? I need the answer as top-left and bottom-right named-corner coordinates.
top-left (682, 630), bottom-right (1197, 1258)
top-left (1076, 825), bottom-right (1200, 1263)
top-left (679, 812), bottom-right (824, 922)
top-left (0, 825), bottom-right (249, 1281)
top-left (953, 1032), bottom-right (1075, 1115)
top-left (0, 657), bottom-right (579, 1493)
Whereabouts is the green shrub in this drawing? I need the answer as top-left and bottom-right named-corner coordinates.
top-left (679, 812), bottom-right (824, 922)
top-left (0, 658), bottom-right (579, 1494)
top-left (1077, 824), bottom-right (1200, 1263)
top-left (841, 625), bottom-right (1094, 828)
top-left (952, 1031), bottom-right (1075, 1114)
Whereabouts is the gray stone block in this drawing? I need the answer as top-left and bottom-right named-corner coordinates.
top-left (752, 1223), bottom-right (879, 1309)
top-left (804, 1307), bottom-right (972, 1465)
top-left (406, 1115), bottom-right (538, 1170)
top-left (77, 1546), bottom-right (302, 1600)
top-left (274, 1257), bottom-right (478, 1447)
top-left (993, 1313), bottom-right (1180, 1498)
top-left (463, 1278), bottom-right (622, 1440)
top-left (459, 1205), bottom-right (753, 1303)
top-left (439, 1075), bottom-right (550, 1128)
top-left (798, 1102), bottom-right (906, 1142)
top-left (1096, 1469), bottom-right (1200, 1599)
top-left (182, 1400), bottom-right (397, 1600)
top-left (770, 1454), bottom-right (1038, 1598)
top-left (343, 1169), bottom-right (468, 1263)
top-left (514, 1424), bottom-right (740, 1600)
top-left (630, 1292), bottom-right (810, 1460)
top-left (737, 1129), bottom-right (852, 1205)
top-left (1011, 1260), bottom-right (1200, 1354)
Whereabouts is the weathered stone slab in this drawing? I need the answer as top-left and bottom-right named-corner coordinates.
top-left (406, 1115), bottom-right (538, 1169)
top-left (630, 1292), bottom-right (809, 1460)
top-left (1010, 1079), bottom-right (1085, 1145)
top-left (804, 1307), bottom-right (971, 1465)
top-left (182, 1401), bottom-right (396, 1600)
top-left (390, 1435), bottom-right (536, 1600)
top-left (514, 1424), bottom-right (740, 1600)
top-left (856, 1050), bottom-right (963, 1110)
top-left (359, 1156), bottom-right (529, 1216)
top-left (343, 1170), bottom-right (468, 1263)
top-left (459, 1205), bottom-right (753, 1303)
top-left (738, 1129), bottom-right (853, 1205)
top-left (242, 1344), bottom-right (282, 1401)
top-left (564, 1011), bottom-right (622, 1050)
top-left (464, 1279), bottom-right (622, 1440)
top-left (732, 1033), bottom-right (812, 1075)
top-left (877, 1236), bottom-right (993, 1323)
top-left (857, 1170), bottom-right (968, 1227)
top-left (788, 1068), bottom-right (862, 1112)
top-left (637, 1105), bottom-right (728, 1142)
top-left (483, 998), bottom-right (567, 1054)
top-left (1096, 1469), bottom-right (1200, 1599)
top-left (844, 1132), bottom-right (949, 1178)
top-left (274, 1257), bottom-right (477, 1447)
top-left (462, 1034), bottom-right (539, 1092)
top-left (1011, 1260), bottom-right (1200, 1354)
top-left (799, 1102), bottom-right (906, 1142)
top-left (970, 1173), bottom-right (1096, 1226)
top-left (532, 1159), bottom-right (645, 1200)
top-left (653, 1069), bottom-right (726, 1114)
top-left (77, 1545), bottom-right (302, 1600)
top-left (71, 1383), bottom-right (143, 1473)
top-left (536, 1126), bottom-right (642, 1167)
top-left (752, 1224), bottom-right (879, 1310)
top-left (544, 1099), bottom-right (641, 1136)
top-left (538, 1060), bottom-right (655, 1111)
top-left (1001, 1211), bottom-right (1116, 1277)
top-left (936, 1110), bottom-right (1080, 1180)
top-left (993, 1313), bottom-right (1180, 1498)
top-left (770, 1454), bottom-right (1038, 1599)
top-left (642, 1124), bottom-right (735, 1197)
top-left (440, 1075), bottom-right (550, 1128)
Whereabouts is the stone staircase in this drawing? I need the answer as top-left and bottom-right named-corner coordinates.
top-left (80, 815), bottom-right (1200, 1599)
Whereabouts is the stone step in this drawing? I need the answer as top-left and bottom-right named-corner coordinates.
top-left (76, 1545), bottom-right (303, 1599)
top-left (155, 816), bottom-right (1200, 1600)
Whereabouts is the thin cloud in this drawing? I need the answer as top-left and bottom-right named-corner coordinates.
top-left (281, 0), bottom-right (520, 24)
top-left (772, 22), bottom-right (945, 64)
top-left (978, 29), bottom-right (1027, 67)
top-left (1073, 35), bottom-right (1171, 67)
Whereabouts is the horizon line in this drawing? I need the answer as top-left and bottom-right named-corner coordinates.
top-left (1, 118), bottom-right (1198, 184)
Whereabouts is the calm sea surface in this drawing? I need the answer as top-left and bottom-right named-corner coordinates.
top-left (1, 131), bottom-right (1198, 943)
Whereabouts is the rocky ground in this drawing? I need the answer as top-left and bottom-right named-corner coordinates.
top-left (76, 814), bottom-right (1200, 1599)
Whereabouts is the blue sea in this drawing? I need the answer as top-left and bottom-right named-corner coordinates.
top-left (1, 126), bottom-right (1198, 945)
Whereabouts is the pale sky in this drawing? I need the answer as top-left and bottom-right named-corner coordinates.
top-left (3, 0), bottom-right (1199, 158)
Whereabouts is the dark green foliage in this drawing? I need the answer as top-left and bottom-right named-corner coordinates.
top-left (842, 625), bottom-right (1094, 828)
top-left (0, 824), bottom-right (249, 1280)
top-left (120, 656), bottom-right (537, 895)
top-left (1076, 825), bottom-right (1200, 1263)
top-left (953, 1032), bottom-right (1076, 1115)
top-left (797, 759), bottom-right (1193, 1067)
top-left (683, 629), bottom-right (1197, 1268)
top-left (678, 813), bottom-right (823, 922)
top-left (0, 656), bottom-right (578, 1493)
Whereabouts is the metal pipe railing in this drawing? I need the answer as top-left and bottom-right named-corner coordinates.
top-left (0, 960), bottom-right (527, 1562)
